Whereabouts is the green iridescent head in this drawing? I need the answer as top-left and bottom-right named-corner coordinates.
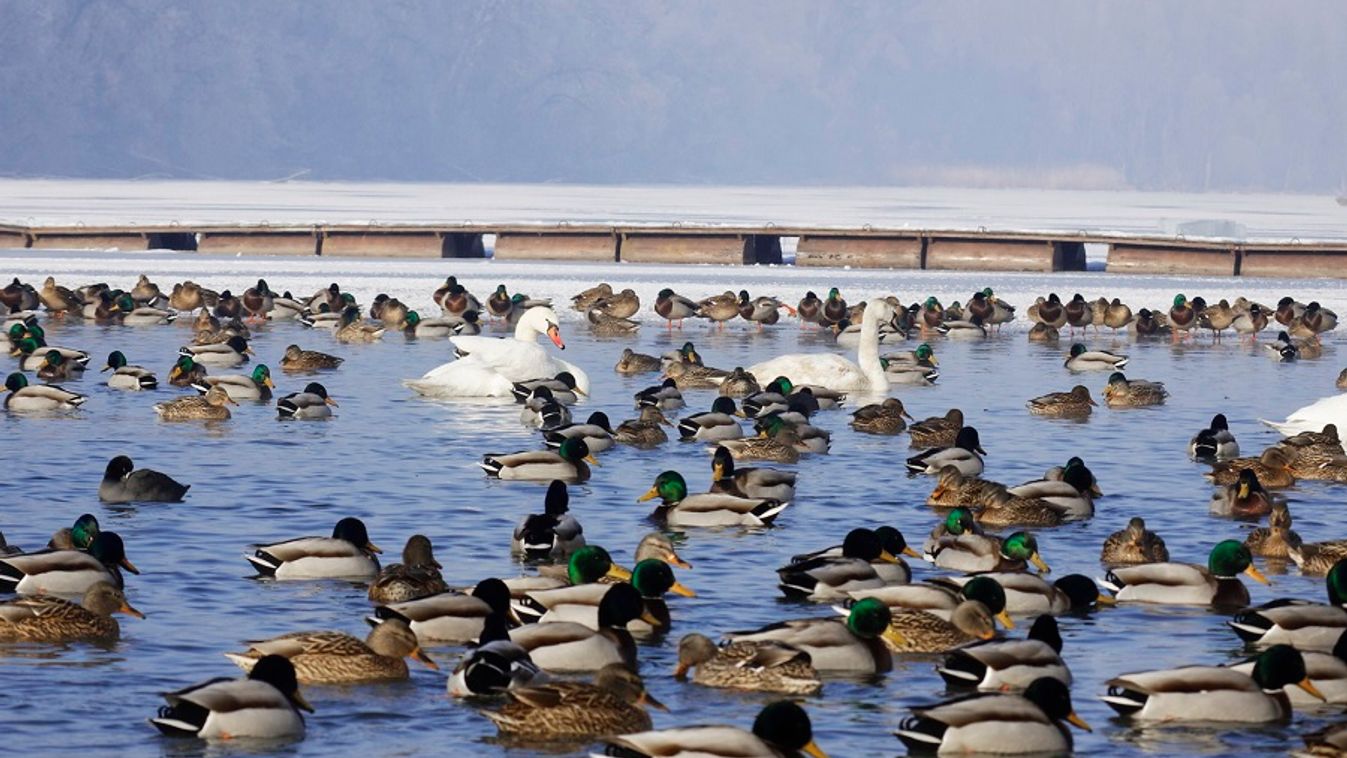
top-left (405, 311), bottom-right (421, 326)
top-left (1208, 539), bottom-right (1265, 584)
top-left (915, 343), bottom-right (934, 361)
top-left (71, 513), bottom-right (100, 550)
top-left (640, 471), bottom-right (688, 505)
top-left (631, 558), bottom-right (695, 599)
top-left (827, 287), bottom-right (840, 301)
top-left (845, 597), bottom-right (893, 639)
top-left (1328, 560), bottom-right (1347, 606)
top-left (1173, 294), bottom-right (1187, 307)
top-left (945, 506), bottom-right (976, 535)
top-left (1002, 532), bottom-right (1050, 573)
top-left (4, 372), bottom-right (28, 392)
top-left (566, 545), bottom-right (629, 585)
top-left (43, 350), bottom-right (64, 367)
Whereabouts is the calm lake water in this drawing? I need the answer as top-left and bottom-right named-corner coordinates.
top-left (3, 251), bottom-right (1347, 757)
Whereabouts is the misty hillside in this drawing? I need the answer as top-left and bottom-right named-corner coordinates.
top-left (3, 0), bottom-right (1344, 192)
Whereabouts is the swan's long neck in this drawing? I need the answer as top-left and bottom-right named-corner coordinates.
top-left (514, 313), bottom-right (543, 342)
top-left (856, 307), bottom-right (888, 390)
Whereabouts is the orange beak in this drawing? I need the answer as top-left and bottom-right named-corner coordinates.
top-left (547, 324), bottom-right (565, 350)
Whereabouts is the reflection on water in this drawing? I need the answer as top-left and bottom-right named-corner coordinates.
top-left (1, 255), bottom-right (1346, 756)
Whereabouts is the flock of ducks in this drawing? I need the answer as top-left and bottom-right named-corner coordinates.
top-left (7, 271), bottom-right (1347, 756)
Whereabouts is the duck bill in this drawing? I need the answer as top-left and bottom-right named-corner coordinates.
top-left (666, 553), bottom-right (692, 569)
top-left (264, 377), bottom-right (275, 389)
top-left (169, 366), bottom-right (182, 380)
top-left (120, 600), bottom-right (146, 619)
top-left (638, 690), bottom-right (669, 712)
top-left (637, 487), bottom-right (660, 503)
top-left (291, 689), bottom-right (316, 713)
top-left (1244, 563), bottom-right (1271, 585)
top-left (120, 557), bottom-right (141, 575)
top-left (1066, 711), bottom-right (1092, 732)
top-left (927, 356), bottom-right (939, 367)
top-left (584, 454), bottom-right (601, 466)
top-left (573, 386), bottom-right (587, 397)
top-left (802, 739), bottom-right (830, 758)
top-left (1095, 593), bottom-right (1118, 606)
top-left (410, 647), bottom-right (439, 670)
top-left (100, 365), bottom-right (113, 373)
top-left (902, 546), bottom-right (921, 559)
top-left (669, 580), bottom-right (697, 598)
top-left (547, 325), bottom-right (565, 350)
top-left (325, 396), bottom-right (339, 406)
top-left (975, 445), bottom-right (988, 456)
top-left (1030, 553), bottom-right (1051, 574)
top-left (878, 550), bottom-right (900, 565)
top-left (673, 660), bottom-right (691, 679)
top-left (882, 627), bottom-right (908, 649)
top-left (606, 563), bottom-right (634, 582)
top-left (996, 610), bottom-right (1016, 630)
top-left (639, 608), bottom-right (663, 627)
top-left (1298, 678), bottom-right (1327, 701)
top-left (366, 541), bottom-right (384, 554)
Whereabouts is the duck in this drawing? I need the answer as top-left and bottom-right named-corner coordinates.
top-left (0, 531), bottom-right (139, 594)
top-left (746, 298), bottom-right (894, 393)
top-left (444, 611), bottom-right (546, 697)
top-left (718, 366), bottom-right (761, 397)
top-left (1230, 631), bottom-right (1347, 706)
top-left (510, 480), bottom-right (585, 560)
top-left (897, 677), bottom-right (1089, 754)
top-left (0, 581), bottom-right (143, 642)
top-left (102, 351), bottom-right (157, 390)
top-left (508, 583), bottom-right (650, 672)
top-left (408, 306), bottom-right (588, 398)
top-left (675, 633), bottom-right (821, 695)
top-left (1211, 468), bottom-right (1281, 518)
top-left (850, 397), bottom-right (911, 434)
top-left (882, 600), bottom-right (997, 653)
top-left (614, 347), bottom-right (661, 374)
top-left (1199, 298), bottom-right (1237, 339)
top-left (519, 387), bottom-right (572, 430)
top-left (280, 344), bottom-right (343, 372)
top-left (1102, 371), bottom-right (1167, 407)
top-left (1063, 343), bottom-right (1127, 372)
top-left (1190, 413), bottom-right (1240, 459)
top-left (725, 597), bottom-right (903, 673)
top-left (482, 662), bottom-right (661, 739)
top-left (13, 337), bottom-right (90, 371)
top-left (908, 408), bottom-right (965, 448)
top-left (154, 384), bottom-right (235, 421)
top-left (1131, 307), bottom-right (1167, 336)
top-left (225, 619), bottom-right (436, 684)
top-left (36, 349), bottom-right (84, 381)
top-left (481, 438), bottom-right (596, 483)
top-left (543, 412), bottom-right (616, 454)
top-left (777, 528), bottom-right (910, 600)
top-left (114, 294), bottom-right (175, 325)
top-left (1207, 448), bottom-right (1295, 488)
top-left (937, 615), bottom-right (1071, 691)
top-left (927, 531), bottom-right (1051, 575)
top-left (1027, 293), bottom-right (1066, 328)
top-left (3, 371), bottom-right (86, 412)
top-left (38, 276), bottom-right (83, 314)
top-left (192, 363), bottom-right (274, 401)
top-left (1267, 330), bottom-right (1302, 361)
top-left (935, 314), bottom-right (989, 339)
top-left (653, 288), bottom-right (702, 327)
top-left (715, 425), bottom-right (804, 463)
top-left (179, 335), bottom-right (251, 367)
top-left (1102, 298), bottom-right (1134, 331)
top-left (1005, 459), bottom-right (1096, 518)
top-left (677, 397), bottom-right (744, 442)
top-left (246, 516), bottom-right (382, 580)
top-left (512, 372), bottom-right (585, 405)
top-left (1233, 302), bottom-right (1271, 343)
top-left (151, 654), bottom-right (313, 740)
top-left (529, 558), bottom-right (694, 634)
top-left (1100, 517), bottom-right (1169, 565)
top-left (1168, 293), bottom-right (1198, 339)
top-left (1026, 385), bottom-right (1095, 417)
top-left (167, 355), bottom-right (208, 388)
top-left (48, 513), bottom-right (100, 551)
top-left (398, 310), bottom-right (455, 338)
top-left (634, 377), bottom-right (685, 411)
top-left (99, 455), bottom-right (189, 503)
top-left (882, 345), bottom-right (939, 385)
top-left (740, 292), bottom-right (790, 329)
top-left (598, 700), bottom-right (828, 758)
top-left (370, 577), bottom-right (515, 645)
top-left (333, 306), bottom-right (386, 343)
top-left (1101, 644), bottom-right (1322, 722)
top-left (638, 470), bottom-right (788, 528)
top-left (277, 382), bottom-right (337, 419)
top-left (663, 359), bottom-right (730, 390)
top-left (572, 283), bottom-right (613, 312)
top-left (614, 406), bottom-right (671, 447)
top-left (1245, 502), bottom-right (1303, 559)
top-left (516, 545), bottom-right (635, 608)
top-left (367, 535), bottom-right (446, 603)
top-left (796, 291), bottom-right (823, 326)
top-left (1228, 559), bottom-right (1347, 652)
top-left (1102, 539), bottom-right (1267, 607)
top-left (906, 426), bottom-right (986, 476)
top-left (933, 573), bottom-right (1111, 616)
top-left (709, 445), bottom-right (796, 500)
top-left (1027, 322), bottom-right (1060, 342)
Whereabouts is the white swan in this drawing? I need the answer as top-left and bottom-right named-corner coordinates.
top-left (1262, 393), bottom-right (1347, 436)
top-left (406, 306), bottom-right (589, 398)
top-left (748, 298), bottom-right (893, 392)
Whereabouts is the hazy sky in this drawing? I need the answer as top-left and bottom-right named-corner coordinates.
top-left (3, 1), bottom-right (1344, 192)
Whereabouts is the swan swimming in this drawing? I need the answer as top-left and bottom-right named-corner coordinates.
top-left (406, 306), bottom-right (590, 398)
top-left (1262, 392), bottom-right (1347, 436)
top-left (747, 298), bottom-right (894, 393)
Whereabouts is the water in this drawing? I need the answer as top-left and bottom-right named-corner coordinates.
top-left (3, 250), bottom-right (1347, 756)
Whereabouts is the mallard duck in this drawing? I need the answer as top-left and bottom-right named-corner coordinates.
top-left (13, 336), bottom-right (90, 371)
top-left (1006, 459), bottom-right (1096, 515)
top-left (938, 615), bottom-right (1070, 691)
top-left (572, 282), bottom-right (613, 312)
top-left (0, 531), bottom-right (138, 594)
top-left (1228, 559), bottom-right (1347, 652)
top-left (99, 455), bottom-right (189, 503)
top-left (1026, 385), bottom-right (1095, 417)
top-left (1190, 413), bottom-right (1240, 459)
top-left (634, 377), bottom-right (685, 411)
top-left (280, 344), bottom-right (343, 372)
top-left (935, 314), bottom-right (988, 339)
top-left (1297, 301), bottom-right (1339, 341)
top-left (38, 276), bottom-right (83, 314)
top-left (1211, 468), bottom-right (1281, 519)
top-left (614, 347), bottom-right (661, 375)
top-left (445, 611), bottom-right (546, 696)
top-left (592, 288), bottom-right (640, 319)
top-left (1207, 449), bottom-right (1294, 488)
top-left (193, 363), bottom-right (274, 401)
top-left (883, 600), bottom-right (997, 653)
top-left (1167, 293), bottom-right (1198, 339)
top-left (1103, 371), bottom-right (1167, 407)
top-left (908, 408), bottom-right (965, 449)
top-left (179, 335), bottom-right (251, 367)
top-left (1062, 294), bottom-right (1093, 334)
top-left (277, 382), bottom-right (337, 420)
top-left (1231, 631), bottom-right (1347, 707)
top-left (919, 296), bottom-right (945, 331)
top-left (529, 558), bottom-right (694, 634)
top-left (152, 654), bottom-right (312, 740)
top-left (654, 288), bottom-right (701, 327)
top-left (716, 426), bottom-right (803, 463)
top-left (155, 383), bottom-right (235, 421)
top-left (613, 406), bottom-right (670, 447)
top-left (166, 355), bottom-right (207, 388)
top-left (1245, 502), bottom-right (1303, 559)
top-left (370, 577), bottom-right (514, 645)
top-left (676, 397), bottom-right (743, 442)
top-left (522, 544), bottom-right (635, 594)
top-left (225, 619), bottom-right (436, 683)
top-left (740, 377), bottom-right (792, 418)
top-left (777, 528), bottom-right (909, 600)
top-left (367, 535), bottom-right (446, 603)
top-left (726, 597), bottom-right (903, 673)
top-left (1130, 307), bottom-right (1167, 336)
top-left (792, 527), bottom-right (919, 580)
top-left (1199, 298), bottom-right (1237, 339)
top-left (3, 371), bottom-right (85, 411)
top-left (709, 445), bottom-right (796, 500)
top-left (247, 516), bottom-right (382, 579)
top-left (639, 470), bottom-right (788, 527)
top-left (1102, 644), bottom-right (1321, 722)
top-left (114, 294), bottom-right (175, 325)
top-left (482, 438), bottom-right (596, 483)
top-left (1102, 539), bottom-right (1267, 607)
top-left (848, 574), bottom-right (1013, 625)
top-left (1232, 302), bottom-right (1270, 344)
top-left (513, 480), bottom-right (586, 560)
top-left (1027, 322), bottom-right (1060, 342)
top-left (850, 398), bottom-right (911, 434)
top-left (796, 291), bottom-right (823, 326)
top-left (882, 345), bottom-right (939, 385)
top-left (717, 366), bottom-right (760, 397)
top-left (519, 387), bottom-right (572, 430)
top-left (897, 677), bottom-right (1088, 754)
top-left (513, 372), bottom-right (584, 405)
top-left (36, 349), bottom-right (84, 381)
top-left (102, 350), bottom-right (157, 390)
top-left (509, 583), bottom-right (649, 672)
top-left (48, 513), bottom-right (99, 551)
top-left (334, 306), bottom-right (385, 343)
top-left (599, 700), bottom-right (828, 758)
top-left (1267, 330), bottom-right (1302, 361)
top-left (675, 632), bottom-right (820, 695)
top-left (543, 412), bottom-right (616, 454)
top-left (1063, 343), bottom-right (1127, 372)
top-left (482, 662), bottom-right (660, 738)
top-left (1027, 293), bottom-right (1066, 328)
top-left (586, 307), bottom-right (639, 336)
top-left (0, 581), bottom-right (143, 642)
top-left (1100, 517), bottom-right (1169, 565)
top-left (927, 531), bottom-right (1051, 575)
top-left (906, 426), bottom-right (985, 476)
top-left (936, 573), bottom-right (1110, 616)
top-left (1102, 298), bottom-right (1134, 331)
top-left (740, 293), bottom-right (790, 329)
